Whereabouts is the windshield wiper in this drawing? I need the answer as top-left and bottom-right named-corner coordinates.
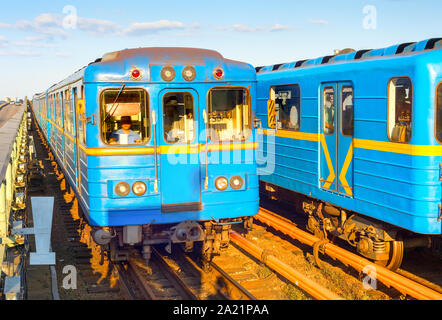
top-left (105, 84), bottom-right (126, 122)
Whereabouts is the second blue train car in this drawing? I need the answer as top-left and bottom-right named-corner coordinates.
top-left (256, 38), bottom-right (442, 270)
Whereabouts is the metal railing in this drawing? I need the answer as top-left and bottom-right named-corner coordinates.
top-left (0, 103), bottom-right (27, 266)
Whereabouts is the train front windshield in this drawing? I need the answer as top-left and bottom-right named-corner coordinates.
top-left (208, 88), bottom-right (251, 142)
top-left (100, 88), bottom-right (150, 145)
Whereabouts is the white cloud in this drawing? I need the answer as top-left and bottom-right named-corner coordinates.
top-left (77, 17), bottom-right (120, 35)
top-left (0, 22), bottom-right (11, 29)
top-left (270, 24), bottom-right (292, 32)
top-left (0, 35), bottom-right (8, 47)
top-left (218, 24), bottom-right (291, 33)
top-left (16, 13), bottom-right (69, 39)
top-left (309, 19), bottom-right (330, 25)
top-left (55, 52), bottom-right (70, 57)
top-left (12, 41), bottom-right (57, 48)
top-left (0, 50), bottom-right (40, 56)
top-left (124, 20), bottom-right (186, 36)
top-left (232, 24), bottom-right (264, 32)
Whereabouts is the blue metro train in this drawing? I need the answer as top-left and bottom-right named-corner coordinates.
top-left (32, 48), bottom-right (258, 263)
top-left (256, 38), bottom-right (442, 269)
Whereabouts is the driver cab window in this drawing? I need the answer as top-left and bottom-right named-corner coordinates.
top-left (388, 77), bottom-right (412, 143)
top-left (163, 93), bottom-right (195, 144)
top-left (270, 84), bottom-right (301, 131)
top-left (208, 88), bottom-right (251, 142)
top-left (101, 88), bottom-right (150, 145)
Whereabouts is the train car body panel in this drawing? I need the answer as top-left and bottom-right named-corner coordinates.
top-left (257, 43), bottom-right (442, 236)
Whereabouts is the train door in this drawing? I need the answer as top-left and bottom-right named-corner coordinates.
top-left (320, 82), bottom-right (354, 197)
top-left (61, 91), bottom-right (66, 167)
top-left (73, 88), bottom-right (81, 193)
top-left (158, 89), bottom-right (202, 212)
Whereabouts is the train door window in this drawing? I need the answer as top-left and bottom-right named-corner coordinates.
top-left (100, 88), bottom-right (150, 145)
top-left (56, 93), bottom-right (61, 126)
top-left (388, 77), bottom-right (412, 143)
top-left (163, 93), bottom-right (195, 144)
top-left (341, 86), bottom-right (354, 136)
top-left (208, 88), bottom-right (251, 142)
top-left (270, 85), bottom-right (301, 131)
top-left (78, 86), bottom-right (86, 144)
top-left (50, 95), bottom-right (54, 121)
top-left (323, 87), bottom-right (335, 135)
top-left (64, 89), bottom-right (74, 135)
top-left (436, 83), bottom-right (442, 143)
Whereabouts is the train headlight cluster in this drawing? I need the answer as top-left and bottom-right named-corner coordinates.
top-left (215, 177), bottom-right (229, 191)
top-left (230, 176), bottom-right (244, 190)
top-left (161, 66), bottom-right (175, 82)
top-left (132, 181), bottom-right (147, 196)
top-left (182, 66), bottom-right (196, 82)
top-left (114, 181), bottom-right (148, 197)
top-left (115, 182), bottom-right (131, 197)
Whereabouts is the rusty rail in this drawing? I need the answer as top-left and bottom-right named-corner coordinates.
top-left (230, 231), bottom-right (343, 300)
top-left (256, 208), bottom-right (442, 300)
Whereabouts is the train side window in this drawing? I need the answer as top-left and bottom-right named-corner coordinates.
top-left (208, 88), bottom-right (251, 142)
top-left (323, 87), bottom-right (335, 135)
top-left (163, 93), bottom-right (195, 144)
top-left (388, 77), bottom-right (412, 143)
top-left (341, 86), bottom-right (354, 136)
top-left (270, 85), bottom-right (301, 131)
top-left (436, 83), bottom-right (442, 143)
top-left (100, 88), bottom-right (150, 145)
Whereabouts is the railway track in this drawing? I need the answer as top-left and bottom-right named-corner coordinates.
top-left (31, 115), bottom-right (442, 301)
top-left (255, 206), bottom-right (442, 300)
top-left (116, 247), bottom-right (256, 300)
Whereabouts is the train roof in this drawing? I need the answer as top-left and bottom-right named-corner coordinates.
top-left (256, 37), bottom-right (442, 73)
top-left (84, 47), bottom-right (255, 83)
top-left (43, 47), bottom-right (255, 94)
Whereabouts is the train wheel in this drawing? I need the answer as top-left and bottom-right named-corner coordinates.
top-left (375, 240), bottom-right (404, 271)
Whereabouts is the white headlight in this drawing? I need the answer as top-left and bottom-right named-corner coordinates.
top-left (115, 182), bottom-right (131, 197)
top-left (182, 66), bottom-right (196, 82)
top-left (230, 175), bottom-right (244, 190)
top-left (132, 181), bottom-right (147, 196)
top-left (215, 177), bottom-right (229, 191)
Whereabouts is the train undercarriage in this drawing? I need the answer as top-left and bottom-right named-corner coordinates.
top-left (91, 217), bottom-right (254, 269)
top-left (261, 182), bottom-right (436, 271)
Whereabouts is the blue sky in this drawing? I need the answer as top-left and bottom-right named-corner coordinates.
top-left (0, 0), bottom-right (441, 98)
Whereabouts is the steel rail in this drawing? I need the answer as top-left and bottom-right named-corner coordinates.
top-left (126, 261), bottom-right (158, 300)
top-left (230, 231), bottom-right (343, 300)
top-left (256, 207), bottom-right (442, 300)
top-left (115, 263), bottom-right (138, 300)
top-left (175, 249), bottom-right (257, 300)
top-left (209, 261), bottom-right (258, 300)
top-left (152, 247), bottom-right (199, 300)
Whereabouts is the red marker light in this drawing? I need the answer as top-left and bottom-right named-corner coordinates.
top-left (214, 68), bottom-right (224, 80)
top-left (132, 69), bottom-right (140, 79)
